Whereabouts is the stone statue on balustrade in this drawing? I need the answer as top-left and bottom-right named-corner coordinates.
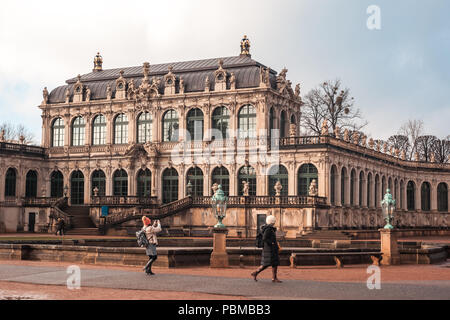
top-left (308, 179), bottom-right (318, 197)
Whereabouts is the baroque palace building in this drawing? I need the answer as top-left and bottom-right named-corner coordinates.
top-left (0, 36), bottom-right (449, 237)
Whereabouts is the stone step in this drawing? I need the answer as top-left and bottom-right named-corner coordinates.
top-left (65, 228), bottom-right (99, 235)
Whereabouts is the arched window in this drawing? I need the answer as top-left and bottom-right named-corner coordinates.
top-left (113, 169), bottom-right (128, 196)
top-left (375, 175), bottom-right (380, 207)
top-left (341, 167), bottom-right (348, 205)
top-left (382, 176), bottom-right (386, 198)
top-left (367, 173), bottom-right (372, 207)
top-left (162, 110), bottom-right (179, 142)
top-left (137, 112), bottom-right (152, 144)
top-left (394, 179), bottom-right (398, 201)
top-left (238, 165), bottom-right (256, 196)
top-left (92, 114), bottom-right (106, 145)
top-left (280, 111), bottom-right (287, 138)
top-left (51, 118), bottom-right (64, 147)
top-left (114, 113), bottom-right (128, 144)
top-left (290, 115), bottom-right (296, 124)
top-left (211, 106), bottom-right (230, 140)
top-left (186, 167), bottom-right (203, 197)
top-left (137, 169), bottom-right (152, 197)
top-left (437, 183), bottom-right (448, 212)
top-left (330, 165), bottom-right (337, 205)
top-left (421, 182), bottom-right (431, 211)
top-left (70, 170), bottom-right (84, 205)
top-left (407, 181), bottom-right (415, 211)
top-left (238, 104), bottom-right (256, 139)
top-left (359, 171), bottom-right (364, 206)
top-left (297, 164), bottom-right (318, 196)
top-left (162, 168), bottom-right (179, 203)
top-left (91, 170), bottom-right (106, 196)
top-left (25, 170), bottom-right (38, 198)
top-left (71, 116), bottom-right (85, 146)
top-left (400, 180), bottom-right (404, 209)
top-left (212, 166), bottom-right (230, 196)
top-left (5, 168), bottom-right (16, 197)
top-left (186, 108), bottom-right (204, 141)
top-left (350, 169), bottom-right (356, 206)
top-left (50, 171), bottom-right (64, 198)
top-left (269, 108), bottom-right (275, 133)
top-left (268, 165), bottom-right (288, 196)
top-left (388, 177), bottom-right (393, 193)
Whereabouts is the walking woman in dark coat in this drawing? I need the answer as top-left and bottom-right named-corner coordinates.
top-left (251, 215), bottom-right (282, 283)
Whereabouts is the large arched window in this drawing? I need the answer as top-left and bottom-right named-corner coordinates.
top-left (50, 170), bottom-right (64, 198)
top-left (25, 170), bottom-right (38, 198)
top-left (51, 118), bottom-right (65, 147)
top-left (186, 167), bottom-right (203, 197)
top-left (71, 116), bottom-right (85, 146)
top-left (407, 181), bottom-right (415, 211)
top-left (400, 180), bottom-right (404, 209)
top-left (330, 165), bottom-right (337, 205)
top-left (238, 165), bottom-right (256, 196)
top-left (162, 110), bottom-right (179, 142)
top-left (5, 168), bottom-right (16, 197)
top-left (162, 168), bottom-right (179, 203)
top-left (186, 108), bottom-right (204, 141)
top-left (382, 176), bottom-right (386, 198)
top-left (375, 174), bottom-right (380, 207)
top-left (269, 108), bottom-right (275, 134)
top-left (137, 169), bottom-right (152, 197)
top-left (367, 173), bottom-right (372, 207)
top-left (92, 114), bottom-right (107, 145)
top-left (137, 112), bottom-right (152, 144)
top-left (212, 166), bottom-right (230, 196)
top-left (212, 106), bottom-right (230, 140)
top-left (238, 104), bottom-right (256, 139)
top-left (70, 170), bottom-right (84, 205)
top-left (280, 111), bottom-right (287, 138)
top-left (341, 167), bottom-right (348, 205)
top-left (359, 171), bottom-right (364, 207)
top-left (268, 165), bottom-right (288, 196)
top-left (297, 163), bottom-right (318, 196)
top-left (437, 183), bottom-right (448, 212)
top-left (113, 169), bottom-right (128, 196)
top-left (91, 170), bottom-right (106, 196)
top-left (421, 182), bottom-right (431, 211)
top-left (350, 169), bottom-right (356, 205)
top-left (114, 113), bottom-right (128, 144)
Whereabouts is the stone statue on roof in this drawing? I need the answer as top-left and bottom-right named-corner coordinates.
top-left (240, 35), bottom-right (250, 56)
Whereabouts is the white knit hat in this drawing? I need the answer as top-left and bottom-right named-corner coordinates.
top-left (266, 215), bottom-right (276, 225)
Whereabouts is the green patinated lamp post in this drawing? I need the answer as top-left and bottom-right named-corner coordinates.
top-left (210, 184), bottom-right (229, 268)
top-left (381, 189), bottom-right (396, 229)
top-left (379, 188), bottom-right (400, 265)
top-left (211, 184), bottom-right (228, 228)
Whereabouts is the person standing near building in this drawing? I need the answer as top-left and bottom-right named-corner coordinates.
top-left (251, 215), bottom-right (282, 283)
top-left (141, 216), bottom-right (162, 275)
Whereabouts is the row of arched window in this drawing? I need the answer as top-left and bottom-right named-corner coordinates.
top-left (51, 105), bottom-right (258, 147)
top-left (329, 166), bottom-right (449, 212)
top-left (269, 108), bottom-right (297, 138)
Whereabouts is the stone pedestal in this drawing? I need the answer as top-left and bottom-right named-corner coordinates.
top-left (210, 228), bottom-right (229, 268)
top-left (379, 228), bottom-right (401, 265)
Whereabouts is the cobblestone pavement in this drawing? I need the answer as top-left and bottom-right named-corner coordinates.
top-left (0, 262), bottom-right (449, 300)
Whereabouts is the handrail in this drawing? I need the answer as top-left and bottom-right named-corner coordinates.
top-left (49, 197), bottom-right (73, 229)
top-left (91, 195), bottom-right (159, 206)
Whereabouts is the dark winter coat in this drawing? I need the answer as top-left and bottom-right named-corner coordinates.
top-left (260, 224), bottom-right (280, 267)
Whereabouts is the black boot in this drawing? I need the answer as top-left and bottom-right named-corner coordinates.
top-left (147, 255), bottom-right (157, 275)
top-left (144, 256), bottom-right (153, 274)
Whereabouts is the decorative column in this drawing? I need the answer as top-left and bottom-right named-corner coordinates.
top-left (336, 171), bottom-right (342, 207)
top-left (415, 182), bottom-right (421, 212)
top-left (379, 229), bottom-right (401, 265)
top-left (430, 183), bottom-right (438, 212)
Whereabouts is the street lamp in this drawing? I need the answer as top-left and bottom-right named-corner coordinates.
top-left (381, 188), bottom-right (396, 229)
top-left (211, 184), bottom-right (228, 228)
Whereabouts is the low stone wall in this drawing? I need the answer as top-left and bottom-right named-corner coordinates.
top-left (344, 229), bottom-right (450, 240)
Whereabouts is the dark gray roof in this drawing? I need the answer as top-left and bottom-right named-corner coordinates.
top-left (48, 55), bottom-right (278, 103)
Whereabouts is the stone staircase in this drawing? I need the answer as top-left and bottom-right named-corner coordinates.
top-left (300, 230), bottom-right (354, 240)
top-left (63, 206), bottom-right (99, 236)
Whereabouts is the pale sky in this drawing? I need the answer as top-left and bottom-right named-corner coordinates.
top-left (0, 0), bottom-right (449, 145)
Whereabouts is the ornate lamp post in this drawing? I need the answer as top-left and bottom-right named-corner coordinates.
top-left (379, 188), bottom-right (400, 265)
top-left (211, 184), bottom-right (228, 228)
top-left (210, 184), bottom-right (229, 268)
top-left (381, 189), bottom-right (396, 229)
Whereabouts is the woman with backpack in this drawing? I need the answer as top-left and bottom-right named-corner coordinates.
top-left (251, 215), bottom-right (282, 283)
top-left (141, 216), bottom-right (162, 275)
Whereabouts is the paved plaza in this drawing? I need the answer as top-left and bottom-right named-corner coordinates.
top-left (0, 260), bottom-right (449, 300)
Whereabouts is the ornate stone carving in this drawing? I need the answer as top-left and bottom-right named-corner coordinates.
top-left (42, 87), bottom-right (49, 105)
top-left (164, 66), bottom-right (177, 95)
top-left (274, 180), bottom-right (282, 196)
top-left (106, 85), bottom-right (112, 100)
top-left (93, 52), bottom-right (103, 72)
top-left (321, 120), bottom-right (329, 136)
top-left (229, 72), bottom-right (236, 90)
top-left (65, 87), bottom-right (71, 103)
top-left (308, 179), bottom-right (318, 197)
top-left (343, 129), bottom-right (350, 142)
top-left (259, 67), bottom-right (270, 88)
top-left (214, 59), bottom-right (227, 91)
top-left (242, 180), bottom-right (249, 196)
top-left (85, 86), bottom-right (91, 102)
top-left (115, 70), bottom-right (127, 99)
top-left (73, 75), bottom-right (84, 103)
top-left (240, 35), bottom-right (250, 56)
top-left (179, 77), bottom-right (185, 94)
top-left (204, 76), bottom-right (210, 92)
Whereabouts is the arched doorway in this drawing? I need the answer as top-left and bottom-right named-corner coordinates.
top-left (71, 170), bottom-right (84, 205)
top-left (162, 168), bottom-right (179, 203)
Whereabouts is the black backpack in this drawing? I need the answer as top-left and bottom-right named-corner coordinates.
top-left (256, 227), bottom-right (264, 248)
top-left (136, 229), bottom-right (149, 248)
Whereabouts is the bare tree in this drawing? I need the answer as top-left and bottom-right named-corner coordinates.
top-left (0, 122), bottom-right (36, 145)
top-left (416, 135), bottom-right (438, 162)
top-left (432, 136), bottom-right (450, 163)
top-left (300, 79), bottom-right (367, 135)
top-left (399, 119), bottom-right (424, 160)
top-left (388, 135), bottom-right (410, 158)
